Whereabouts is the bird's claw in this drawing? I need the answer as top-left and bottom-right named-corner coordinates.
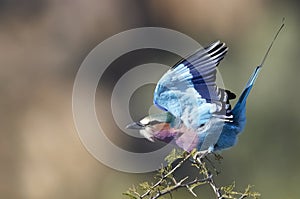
top-left (193, 150), bottom-right (210, 163)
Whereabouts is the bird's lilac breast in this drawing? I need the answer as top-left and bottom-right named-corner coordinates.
top-left (152, 123), bottom-right (178, 143)
top-left (153, 124), bottom-right (199, 152)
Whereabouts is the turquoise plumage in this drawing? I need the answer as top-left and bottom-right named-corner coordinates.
top-left (126, 23), bottom-right (284, 152)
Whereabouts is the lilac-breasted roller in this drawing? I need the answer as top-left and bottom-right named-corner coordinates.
top-left (127, 23), bottom-right (284, 152)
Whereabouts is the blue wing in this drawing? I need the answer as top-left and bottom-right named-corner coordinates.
top-left (153, 41), bottom-right (235, 128)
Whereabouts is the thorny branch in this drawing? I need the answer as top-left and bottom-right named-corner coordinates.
top-left (124, 149), bottom-right (260, 199)
top-left (140, 152), bottom-right (193, 198)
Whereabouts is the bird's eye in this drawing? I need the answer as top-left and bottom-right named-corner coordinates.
top-left (200, 124), bottom-right (205, 128)
top-left (148, 120), bottom-right (161, 126)
top-left (136, 122), bottom-right (145, 127)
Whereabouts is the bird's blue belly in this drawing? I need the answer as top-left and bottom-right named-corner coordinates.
top-left (213, 123), bottom-right (241, 151)
top-left (197, 121), bottom-right (241, 151)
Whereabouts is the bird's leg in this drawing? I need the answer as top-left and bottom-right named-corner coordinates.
top-left (192, 150), bottom-right (209, 164)
top-left (212, 152), bottom-right (223, 162)
top-left (192, 146), bottom-right (222, 174)
top-left (192, 145), bottom-right (215, 163)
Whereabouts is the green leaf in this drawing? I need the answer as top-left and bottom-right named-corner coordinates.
top-left (139, 182), bottom-right (151, 191)
top-left (164, 148), bottom-right (184, 164)
top-left (122, 191), bottom-right (139, 199)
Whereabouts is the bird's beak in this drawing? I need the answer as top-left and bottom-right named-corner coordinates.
top-left (126, 122), bottom-right (144, 130)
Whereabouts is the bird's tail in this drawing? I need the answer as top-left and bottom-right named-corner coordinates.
top-left (231, 66), bottom-right (261, 124)
top-left (231, 19), bottom-right (285, 127)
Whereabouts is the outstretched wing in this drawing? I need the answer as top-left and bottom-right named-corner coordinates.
top-left (153, 41), bottom-right (235, 128)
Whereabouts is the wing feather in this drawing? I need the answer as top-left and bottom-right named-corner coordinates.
top-left (154, 41), bottom-right (235, 128)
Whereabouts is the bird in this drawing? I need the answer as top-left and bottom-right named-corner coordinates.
top-left (126, 23), bottom-right (284, 153)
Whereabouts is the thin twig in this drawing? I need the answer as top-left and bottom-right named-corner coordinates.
top-left (140, 152), bottom-right (193, 198)
top-left (151, 177), bottom-right (209, 199)
top-left (194, 156), bottom-right (223, 199)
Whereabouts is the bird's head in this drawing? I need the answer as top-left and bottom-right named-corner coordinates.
top-left (126, 112), bottom-right (180, 142)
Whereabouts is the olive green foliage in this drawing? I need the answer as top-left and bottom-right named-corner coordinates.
top-left (124, 149), bottom-right (260, 199)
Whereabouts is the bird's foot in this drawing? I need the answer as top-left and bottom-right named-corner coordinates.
top-left (192, 150), bottom-right (210, 163)
top-left (212, 152), bottom-right (223, 162)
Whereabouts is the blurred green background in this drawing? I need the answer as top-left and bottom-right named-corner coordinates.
top-left (1, 0), bottom-right (299, 198)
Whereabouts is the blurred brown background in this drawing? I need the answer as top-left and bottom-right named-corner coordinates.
top-left (1, 0), bottom-right (299, 198)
